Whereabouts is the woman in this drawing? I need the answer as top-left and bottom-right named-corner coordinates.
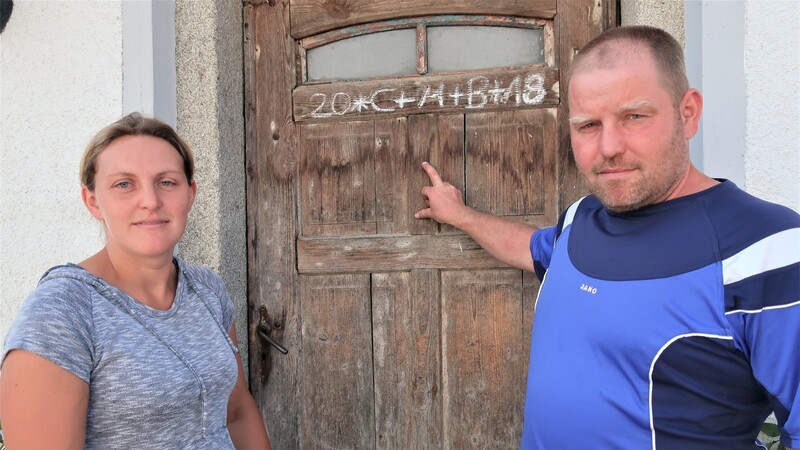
top-left (0, 113), bottom-right (272, 449)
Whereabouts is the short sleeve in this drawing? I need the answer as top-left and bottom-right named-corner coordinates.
top-left (2, 277), bottom-right (95, 383)
top-left (530, 226), bottom-right (557, 281)
top-left (724, 228), bottom-right (800, 448)
top-left (732, 302), bottom-right (800, 448)
top-left (208, 273), bottom-right (236, 333)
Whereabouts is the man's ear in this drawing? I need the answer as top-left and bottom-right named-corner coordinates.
top-left (81, 186), bottom-right (104, 221)
top-left (680, 88), bottom-right (703, 139)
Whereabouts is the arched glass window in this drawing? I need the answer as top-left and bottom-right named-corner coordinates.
top-left (301, 16), bottom-right (549, 83)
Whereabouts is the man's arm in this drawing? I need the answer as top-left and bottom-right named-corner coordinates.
top-left (414, 162), bottom-right (536, 271)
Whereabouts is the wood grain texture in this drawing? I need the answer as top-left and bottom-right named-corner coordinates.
top-left (300, 274), bottom-right (376, 448)
top-left (299, 120), bottom-right (378, 236)
top-left (297, 234), bottom-right (517, 273)
top-left (372, 270), bottom-right (443, 448)
top-left (375, 117), bottom-right (411, 234)
top-left (290, 0), bottom-right (557, 38)
top-left (244, 3), bottom-right (301, 448)
top-left (441, 270), bottom-right (529, 449)
top-left (465, 108), bottom-right (559, 225)
top-left (407, 114), bottom-right (465, 235)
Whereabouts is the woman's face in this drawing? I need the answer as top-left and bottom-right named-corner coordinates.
top-left (82, 135), bottom-right (196, 262)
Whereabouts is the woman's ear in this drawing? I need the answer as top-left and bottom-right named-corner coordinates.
top-left (189, 180), bottom-right (197, 208)
top-left (81, 186), bottom-right (104, 221)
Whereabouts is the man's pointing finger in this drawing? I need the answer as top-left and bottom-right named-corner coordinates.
top-left (421, 161), bottom-right (443, 186)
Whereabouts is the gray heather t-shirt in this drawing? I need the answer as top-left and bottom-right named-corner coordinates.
top-left (2, 258), bottom-right (240, 449)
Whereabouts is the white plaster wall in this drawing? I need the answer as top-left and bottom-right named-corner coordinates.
top-left (0, 1), bottom-right (123, 338)
top-left (743, 0), bottom-right (800, 212)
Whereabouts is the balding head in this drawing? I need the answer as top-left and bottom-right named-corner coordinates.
top-left (567, 26), bottom-right (689, 106)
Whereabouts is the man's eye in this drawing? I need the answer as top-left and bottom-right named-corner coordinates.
top-left (629, 114), bottom-right (643, 120)
top-left (580, 122), bottom-right (597, 130)
top-left (115, 181), bottom-right (131, 189)
top-left (160, 180), bottom-right (176, 187)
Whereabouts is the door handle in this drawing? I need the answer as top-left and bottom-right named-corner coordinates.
top-left (258, 306), bottom-right (288, 354)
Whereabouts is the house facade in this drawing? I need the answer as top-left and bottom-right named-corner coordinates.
top-left (1, 0), bottom-right (797, 446)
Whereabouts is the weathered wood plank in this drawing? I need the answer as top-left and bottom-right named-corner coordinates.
top-left (408, 114), bottom-right (438, 236)
top-left (297, 234), bottom-right (520, 273)
top-left (300, 274), bottom-right (376, 448)
top-left (416, 23), bottom-right (427, 75)
top-left (466, 110), bottom-right (545, 216)
top-left (299, 120), bottom-right (378, 236)
top-left (372, 270), bottom-right (443, 449)
top-left (375, 117), bottom-right (410, 234)
top-left (244, 2), bottom-right (301, 448)
top-left (290, 0), bottom-right (558, 38)
top-left (465, 108), bottom-right (559, 224)
top-left (293, 65), bottom-right (559, 123)
top-left (441, 270), bottom-right (528, 449)
top-left (407, 114), bottom-right (466, 235)
top-left (555, 0), bottom-right (617, 212)
top-left (435, 114), bottom-right (466, 235)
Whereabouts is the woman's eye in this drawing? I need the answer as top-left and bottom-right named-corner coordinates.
top-left (115, 181), bottom-right (131, 189)
top-left (160, 180), bottom-right (176, 187)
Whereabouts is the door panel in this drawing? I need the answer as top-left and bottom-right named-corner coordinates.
top-left (466, 109), bottom-right (555, 220)
top-left (373, 270), bottom-right (442, 448)
top-left (300, 273), bottom-right (375, 448)
top-left (441, 269), bottom-right (532, 448)
top-left (300, 121), bottom-right (378, 237)
top-left (408, 114), bottom-right (465, 235)
top-left (245, 1), bottom-right (617, 448)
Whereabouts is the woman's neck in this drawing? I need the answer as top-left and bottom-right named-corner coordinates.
top-left (80, 247), bottom-right (178, 310)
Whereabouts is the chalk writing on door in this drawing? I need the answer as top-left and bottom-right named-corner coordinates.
top-left (302, 73), bottom-right (547, 119)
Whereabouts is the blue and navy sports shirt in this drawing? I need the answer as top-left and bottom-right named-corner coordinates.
top-left (523, 181), bottom-right (800, 449)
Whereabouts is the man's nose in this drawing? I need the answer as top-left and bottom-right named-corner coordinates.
top-left (599, 124), bottom-right (625, 159)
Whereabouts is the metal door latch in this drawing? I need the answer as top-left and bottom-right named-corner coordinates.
top-left (258, 306), bottom-right (288, 354)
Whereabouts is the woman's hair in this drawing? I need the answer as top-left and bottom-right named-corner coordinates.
top-left (80, 112), bottom-right (195, 190)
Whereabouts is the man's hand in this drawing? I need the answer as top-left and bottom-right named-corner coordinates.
top-left (415, 161), bottom-right (474, 228)
top-left (414, 161), bottom-right (536, 271)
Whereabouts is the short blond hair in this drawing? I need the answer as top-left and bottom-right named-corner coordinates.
top-left (567, 25), bottom-right (689, 106)
top-left (80, 113), bottom-right (194, 190)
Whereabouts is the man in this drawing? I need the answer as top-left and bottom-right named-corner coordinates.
top-left (415, 25), bottom-right (799, 449)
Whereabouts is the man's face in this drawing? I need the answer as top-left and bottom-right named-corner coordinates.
top-left (567, 48), bottom-right (691, 213)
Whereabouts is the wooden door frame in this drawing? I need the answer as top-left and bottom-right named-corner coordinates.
top-left (243, 1), bottom-right (618, 446)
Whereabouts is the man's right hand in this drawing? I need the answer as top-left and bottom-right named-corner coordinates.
top-left (414, 161), bottom-right (536, 272)
top-left (415, 161), bottom-right (475, 228)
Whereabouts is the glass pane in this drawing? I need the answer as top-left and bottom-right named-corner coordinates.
top-left (307, 29), bottom-right (417, 82)
top-left (428, 26), bottom-right (544, 73)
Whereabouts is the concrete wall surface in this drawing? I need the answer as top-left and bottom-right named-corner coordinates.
top-left (1, 1), bottom-right (123, 337)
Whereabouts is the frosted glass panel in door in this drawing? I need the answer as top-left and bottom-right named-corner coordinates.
top-left (307, 29), bottom-right (417, 82)
top-left (428, 26), bottom-right (544, 73)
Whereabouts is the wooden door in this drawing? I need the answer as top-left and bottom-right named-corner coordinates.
top-left (244, 1), bottom-right (616, 448)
